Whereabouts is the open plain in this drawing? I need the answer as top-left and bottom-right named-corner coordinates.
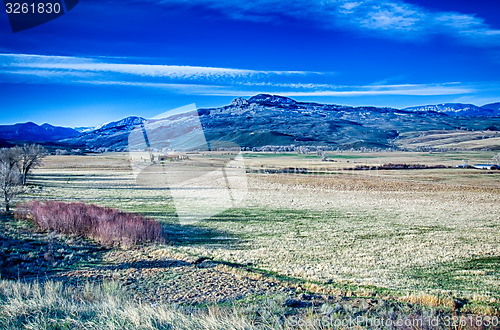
top-left (21, 151), bottom-right (499, 311)
top-left (1, 150), bottom-right (499, 328)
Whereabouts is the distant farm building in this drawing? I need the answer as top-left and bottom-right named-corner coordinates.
top-left (158, 154), bottom-right (189, 162)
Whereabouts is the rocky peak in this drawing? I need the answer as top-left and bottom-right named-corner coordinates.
top-left (248, 94), bottom-right (297, 106)
top-left (96, 116), bottom-right (146, 131)
top-left (231, 97), bottom-right (249, 107)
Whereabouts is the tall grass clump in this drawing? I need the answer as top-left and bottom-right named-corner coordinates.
top-left (15, 201), bottom-right (164, 248)
top-left (0, 280), bottom-right (293, 330)
top-left (0, 280), bottom-right (249, 330)
top-left (0, 279), bottom-right (461, 329)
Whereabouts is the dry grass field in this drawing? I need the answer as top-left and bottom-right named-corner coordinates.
top-left (395, 130), bottom-right (500, 150)
top-left (19, 151), bottom-right (500, 319)
top-left (25, 152), bottom-right (500, 303)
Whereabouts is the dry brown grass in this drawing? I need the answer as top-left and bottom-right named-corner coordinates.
top-left (399, 293), bottom-right (455, 309)
top-left (25, 152), bottom-right (500, 313)
top-left (395, 130), bottom-right (500, 150)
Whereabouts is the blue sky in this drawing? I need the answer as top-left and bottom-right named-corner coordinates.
top-left (1, 0), bottom-right (499, 127)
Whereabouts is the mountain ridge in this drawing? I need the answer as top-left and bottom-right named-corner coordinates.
top-left (0, 122), bottom-right (80, 142)
top-left (404, 103), bottom-right (498, 117)
top-left (482, 102), bottom-right (500, 111)
top-left (1, 95), bottom-right (499, 151)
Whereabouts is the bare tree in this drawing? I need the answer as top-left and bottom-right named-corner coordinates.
top-left (0, 150), bottom-right (23, 213)
top-left (16, 144), bottom-right (47, 186)
top-left (0, 148), bottom-right (21, 171)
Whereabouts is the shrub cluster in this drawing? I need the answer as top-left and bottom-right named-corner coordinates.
top-left (15, 201), bottom-right (164, 248)
top-left (352, 163), bottom-right (448, 170)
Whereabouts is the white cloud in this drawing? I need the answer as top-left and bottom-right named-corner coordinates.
top-left (452, 96), bottom-right (500, 106)
top-left (81, 80), bottom-right (473, 97)
top-left (0, 53), bottom-right (313, 81)
top-left (151, 0), bottom-right (500, 46)
top-left (0, 53), bottom-right (324, 94)
top-left (434, 13), bottom-right (481, 30)
top-left (0, 52), bottom-right (481, 98)
top-left (207, 83), bottom-right (474, 97)
top-left (340, 2), bottom-right (361, 12)
top-left (355, 2), bottom-right (423, 32)
top-left (277, 86), bottom-right (473, 97)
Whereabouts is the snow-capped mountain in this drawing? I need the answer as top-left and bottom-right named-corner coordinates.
top-left (404, 103), bottom-right (499, 117)
top-left (74, 126), bottom-right (96, 133)
top-left (93, 116), bottom-right (147, 131)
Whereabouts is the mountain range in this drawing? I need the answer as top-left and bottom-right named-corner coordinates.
top-left (404, 102), bottom-right (500, 117)
top-left (0, 122), bottom-right (79, 142)
top-left (1, 94), bottom-right (499, 151)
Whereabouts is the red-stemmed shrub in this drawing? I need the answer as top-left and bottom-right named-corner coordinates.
top-left (15, 201), bottom-right (164, 248)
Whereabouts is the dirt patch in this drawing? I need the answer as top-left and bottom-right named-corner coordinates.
top-left (0, 215), bottom-right (105, 279)
top-left (0, 216), bottom-right (294, 305)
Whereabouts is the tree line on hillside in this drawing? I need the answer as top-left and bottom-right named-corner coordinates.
top-left (0, 145), bottom-right (46, 213)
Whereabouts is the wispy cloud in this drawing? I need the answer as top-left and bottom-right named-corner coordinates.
top-left (151, 0), bottom-right (500, 46)
top-left (193, 83), bottom-right (475, 97)
top-left (0, 53), bottom-right (481, 97)
top-left (276, 86), bottom-right (473, 97)
top-left (74, 79), bottom-right (472, 97)
top-left (0, 53), bottom-right (312, 81)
